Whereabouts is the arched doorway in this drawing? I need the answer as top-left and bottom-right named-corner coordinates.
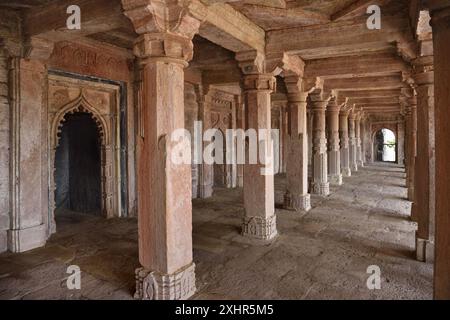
top-left (54, 112), bottom-right (102, 215)
top-left (374, 128), bottom-right (397, 162)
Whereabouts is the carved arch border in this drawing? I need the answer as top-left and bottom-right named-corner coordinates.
top-left (48, 93), bottom-right (116, 234)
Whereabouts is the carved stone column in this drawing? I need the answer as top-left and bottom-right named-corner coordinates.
top-left (326, 97), bottom-right (343, 185)
top-left (123, 0), bottom-right (204, 300)
top-left (429, 3), bottom-right (450, 300)
top-left (235, 94), bottom-right (245, 187)
top-left (356, 112), bottom-right (364, 167)
top-left (339, 108), bottom-right (351, 177)
top-left (412, 55), bottom-right (435, 262)
top-left (283, 75), bottom-right (311, 211)
top-left (407, 97), bottom-right (418, 202)
top-left (196, 85), bottom-right (214, 198)
top-left (310, 92), bottom-right (330, 196)
top-left (236, 51), bottom-right (277, 241)
top-left (348, 109), bottom-right (358, 172)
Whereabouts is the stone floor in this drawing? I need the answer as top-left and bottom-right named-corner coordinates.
top-left (0, 163), bottom-right (433, 300)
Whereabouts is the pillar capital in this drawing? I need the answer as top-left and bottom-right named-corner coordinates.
top-left (122, 0), bottom-right (206, 37)
top-left (413, 56), bottom-right (434, 86)
top-left (123, 0), bottom-right (206, 65)
top-left (241, 73), bottom-right (276, 92)
top-left (133, 33), bottom-right (194, 66)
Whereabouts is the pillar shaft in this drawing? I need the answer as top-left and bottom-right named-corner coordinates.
top-left (430, 4), bottom-right (450, 299)
top-left (284, 91), bottom-right (311, 211)
top-left (327, 101), bottom-right (342, 185)
top-left (339, 110), bottom-right (351, 177)
top-left (356, 115), bottom-right (364, 167)
top-left (132, 33), bottom-right (196, 300)
top-left (311, 98), bottom-right (330, 196)
top-left (241, 73), bottom-right (277, 240)
top-left (407, 102), bottom-right (418, 202)
top-left (349, 111), bottom-right (358, 171)
top-left (414, 70), bottom-right (435, 262)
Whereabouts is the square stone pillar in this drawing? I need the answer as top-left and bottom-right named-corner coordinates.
top-left (241, 73), bottom-right (277, 240)
top-left (310, 93), bottom-right (330, 196)
top-left (339, 109), bottom-right (351, 177)
top-left (326, 98), bottom-right (343, 185)
top-left (348, 109), bottom-right (358, 172)
top-left (407, 99), bottom-right (417, 202)
top-left (283, 79), bottom-right (311, 211)
top-left (196, 85), bottom-right (214, 198)
top-left (356, 113), bottom-right (364, 167)
top-left (413, 56), bottom-right (435, 263)
top-left (235, 94), bottom-right (245, 187)
top-left (132, 34), bottom-right (196, 300)
top-left (429, 3), bottom-right (450, 300)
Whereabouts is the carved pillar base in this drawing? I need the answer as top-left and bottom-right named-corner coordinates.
top-left (242, 215), bottom-right (277, 241)
top-left (284, 192), bottom-right (311, 212)
top-left (329, 174), bottom-right (343, 186)
top-left (312, 182), bottom-right (330, 196)
top-left (342, 167), bottom-right (351, 177)
top-left (416, 236), bottom-right (434, 263)
top-left (134, 262), bottom-right (196, 300)
top-left (357, 160), bottom-right (364, 167)
top-left (351, 163), bottom-right (358, 172)
top-left (7, 224), bottom-right (47, 253)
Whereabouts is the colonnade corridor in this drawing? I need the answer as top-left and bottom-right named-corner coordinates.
top-left (0, 164), bottom-right (432, 300)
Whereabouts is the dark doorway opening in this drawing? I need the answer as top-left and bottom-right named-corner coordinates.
top-left (55, 112), bottom-right (102, 215)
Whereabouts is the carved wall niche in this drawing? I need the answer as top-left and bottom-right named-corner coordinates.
top-left (48, 74), bottom-right (122, 232)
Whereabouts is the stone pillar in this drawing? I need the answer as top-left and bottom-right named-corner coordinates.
top-left (326, 98), bottom-right (343, 185)
top-left (196, 85), bottom-right (214, 198)
top-left (236, 51), bottom-right (277, 241)
top-left (339, 108), bottom-right (351, 177)
top-left (310, 92), bottom-right (330, 196)
top-left (397, 120), bottom-right (405, 166)
top-left (280, 104), bottom-right (289, 173)
top-left (355, 111), bottom-right (364, 167)
top-left (307, 108), bottom-right (313, 168)
top-left (360, 116), bottom-right (366, 166)
top-left (283, 75), bottom-right (311, 211)
top-left (235, 94), bottom-right (245, 187)
top-left (429, 3), bottom-right (450, 300)
top-left (123, 0), bottom-right (203, 300)
top-left (348, 109), bottom-right (358, 172)
top-left (407, 98), bottom-right (417, 202)
top-left (412, 56), bottom-right (435, 262)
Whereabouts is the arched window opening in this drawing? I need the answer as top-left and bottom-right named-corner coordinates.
top-left (374, 128), bottom-right (396, 163)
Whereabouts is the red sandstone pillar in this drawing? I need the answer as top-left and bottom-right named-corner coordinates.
top-left (408, 98), bottom-right (418, 202)
top-left (236, 51), bottom-right (277, 240)
top-left (327, 97), bottom-right (343, 185)
top-left (339, 108), bottom-right (351, 177)
top-left (356, 112), bottom-right (364, 167)
top-left (310, 92), bottom-right (330, 196)
top-left (283, 75), bottom-right (311, 211)
top-left (122, 0), bottom-right (204, 299)
top-left (413, 55), bottom-right (435, 262)
top-left (349, 109), bottom-right (358, 172)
